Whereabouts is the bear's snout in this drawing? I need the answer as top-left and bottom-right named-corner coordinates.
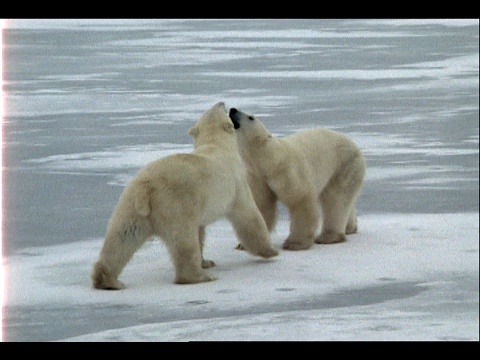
top-left (229, 108), bottom-right (241, 129)
top-left (229, 108), bottom-right (239, 118)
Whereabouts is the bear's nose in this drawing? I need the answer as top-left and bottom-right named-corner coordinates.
top-left (229, 108), bottom-right (238, 116)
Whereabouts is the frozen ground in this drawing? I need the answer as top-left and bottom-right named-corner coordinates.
top-left (4, 213), bottom-right (479, 341)
top-left (2, 19), bottom-right (479, 341)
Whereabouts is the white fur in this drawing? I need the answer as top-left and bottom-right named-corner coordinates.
top-left (91, 102), bottom-right (278, 289)
top-left (230, 108), bottom-right (366, 250)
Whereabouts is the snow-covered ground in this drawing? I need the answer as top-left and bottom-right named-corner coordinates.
top-left (2, 19), bottom-right (478, 341)
top-left (5, 213), bottom-right (479, 341)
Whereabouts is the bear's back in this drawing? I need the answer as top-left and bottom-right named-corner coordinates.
top-left (283, 128), bottom-right (362, 187)
top-left (285, 128), bottom-right (360, 158)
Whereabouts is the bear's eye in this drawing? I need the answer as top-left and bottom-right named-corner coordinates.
top-left (248, 116), bottom-right (254, 121)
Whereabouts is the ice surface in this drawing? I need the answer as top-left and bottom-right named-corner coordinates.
top-left (2, 19), bottom-right (478, 341)
top-left (4, 214), bottom-right (478, 341)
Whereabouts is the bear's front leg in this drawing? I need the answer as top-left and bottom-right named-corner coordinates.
top-left (235, 173), bottom-right (279, 252)
top-left (228, 208), bottom-right (278, 259)
top-left (247, 171), bottom-right (278, 232)
top-left (282, 198), bottom-right (319, 251)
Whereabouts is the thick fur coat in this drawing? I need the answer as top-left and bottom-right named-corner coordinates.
top-left (230, 108), bottom-right (366, 250)
top-left (91, 102), bottom-right (277, 289)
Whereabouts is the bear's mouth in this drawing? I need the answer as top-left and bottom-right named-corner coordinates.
top-left (229, 108), bottom-right (241, 129)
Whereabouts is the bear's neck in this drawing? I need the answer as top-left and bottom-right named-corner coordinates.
top-left (194, 135), bottom-right (241, 159)
top-left (239, 136), bottom-right (281, 177)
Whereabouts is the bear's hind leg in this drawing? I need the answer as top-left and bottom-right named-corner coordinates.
top-left (345, 207), bottom-right (358, 235)
top-left (92, 219), bottom-right (153, 290)
top-left (165, 226), bottom-right (217, 284)
top-left (316, 163), bottom-right (363, 244)
top-left (199, 226), bottom-right (215, 269)
top-left (316, 187), bottom-right (351, 244)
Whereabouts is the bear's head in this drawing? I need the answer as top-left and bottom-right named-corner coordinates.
top-left (188, 102), bottom-right (236, 146)
top-left (229, 107), bottom-right (272, 148)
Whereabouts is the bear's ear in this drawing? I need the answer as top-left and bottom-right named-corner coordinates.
top-left (223, 122), bottom-right (235, 134)
top-left (188, 126), bottom-right (199, 138)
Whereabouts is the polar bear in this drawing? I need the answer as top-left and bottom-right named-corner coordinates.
top-left (91, 102), bottom-right (278, 290)
top-left (229, 107), bottom-right (366, 251)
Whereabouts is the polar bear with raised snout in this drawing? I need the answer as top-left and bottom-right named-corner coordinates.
top-left (229, 107), bottom-right (366, 251)
top-left (91, 102), bottom-right (278, 290)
